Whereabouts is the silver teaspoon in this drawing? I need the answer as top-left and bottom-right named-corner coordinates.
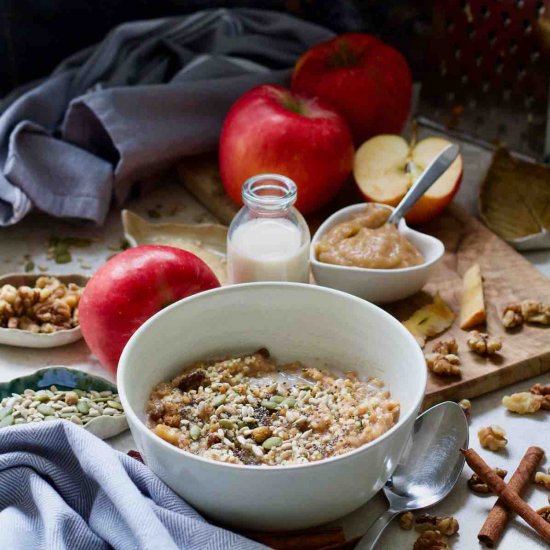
top-left (387, 144), bottom-right (460, 226)
top-left (355, 401), bottom-right (469, 550)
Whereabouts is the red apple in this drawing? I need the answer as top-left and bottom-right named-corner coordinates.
top-left (219, 84), bottom-right (354, 215)
top-left (79, 245), bottom-right (220, 373)
top-left (353, 135), bottom-right (463, 225)
top-left (291, 33), bottom-right (412, 145)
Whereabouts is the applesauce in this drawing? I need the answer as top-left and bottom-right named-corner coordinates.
top-left (315, 204), bottom-right (424, 269)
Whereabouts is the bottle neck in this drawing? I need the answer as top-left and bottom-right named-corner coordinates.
top-left (242, 174), bottom-right (297, 215)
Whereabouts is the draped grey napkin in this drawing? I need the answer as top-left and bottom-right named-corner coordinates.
top-left (0, 421), bottom-right (266, 550)
top-left (0, 9), bottom-right (334, 226)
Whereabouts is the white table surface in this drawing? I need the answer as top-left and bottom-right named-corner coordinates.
top-left (1, 135), bottom-right (549, 549)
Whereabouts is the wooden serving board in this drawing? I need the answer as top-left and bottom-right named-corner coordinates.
top-left (177, 156), bottom-right (550, 409)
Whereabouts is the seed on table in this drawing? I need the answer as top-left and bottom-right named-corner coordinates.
top-left (22, 399), bottom-right (32, 408)
top-left (14, 418), bottom-right (26, 424)
top-left (37, 404), bottom-right (55, 416)
top-left (35, 394), bottom-right (50, 403)
top-left (262, 437), bottom-right (283, 450)
top-left (282, 398), bottom-right (296, 408)
top-left (261, 399), bottom-right (278, 410)
top-left (270, 396), bottom-right (285, 404)
top-left (43, 416), bottom-right (58, 421)
top-left (107, 400), bottom-right (123, 410)
top-left (88, 408), bottom-right (100, 417)
top-left (190, 424), bottom-right (201, 440)
top-left (61, 406), bottom-right (77, 413)
top-left (0, 415), bottom-right (14, 427)
top-left (99, 391), bottom-right (113, 397)
top-left (77, 401), bottom-right (90, 414)
top-left (219, 419), bottom-right (235, 430)
top-left (102, 407), bottom-right (119, 415)
top-left (70, 416), bottom-right (82, 425)
top-left (33, 412), bottom-right (45, 420)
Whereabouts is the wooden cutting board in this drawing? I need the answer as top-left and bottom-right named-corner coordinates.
top-left (177, 156), bottom-right (550, 409)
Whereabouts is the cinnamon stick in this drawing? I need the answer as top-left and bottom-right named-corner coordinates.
top-left (461, 448), bottom-right (550, 545)
top-left (478, 446), bottom-right (545, 547)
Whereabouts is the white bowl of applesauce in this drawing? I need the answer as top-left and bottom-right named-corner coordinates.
top-left (118, 283), bottom-right (426, 531)
top-left (310, 203), bottom-right (445, 304)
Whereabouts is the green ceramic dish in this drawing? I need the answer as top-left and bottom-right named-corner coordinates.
top-left (0, 367), bottom-right (128, 439)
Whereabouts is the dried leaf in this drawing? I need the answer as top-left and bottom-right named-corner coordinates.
top-left (403, 293), bottom-right (456, 347)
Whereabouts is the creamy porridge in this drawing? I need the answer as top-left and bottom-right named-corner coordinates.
top-left (315, 203), bottom-right (424, 269)
top-left (147, 348), bottom-right (399, 466)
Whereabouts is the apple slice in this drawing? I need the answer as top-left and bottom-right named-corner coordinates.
top-left (354, 135), bottom-right (463, 225)
top-left (460, 264), bottom-right (486, 329)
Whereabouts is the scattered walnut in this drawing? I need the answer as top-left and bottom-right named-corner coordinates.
top-left (502, 392), bottom-right (542, 414)
top-left (502, 303), bottom-right (523, 328)
top-left (466, 330), bottom-right (502, 355)
top-left (399, 511), bottom-right (414, 530)
top-left (502, 300), bottom-right (550, 328)
top-left (432, 338), bottom-right (458, 355)
top-left (415, 514), bottom-right (459, 536)
top-left (458, 398), bottom-right (471, 419)
top-left (538, 506), bottom-right (550, 523)
top-left (530, 383), bottom-right (550, 411)
top-left (413, 530), bottom-right (449, 550)
top-left (535, 471), bottom-right (550, 491)
top-left (426, 349), bottom-right (461, 377)
top-left (468, 468), bottom-right (507, 493)
top-left (478, 425), bottom-right (507, 451)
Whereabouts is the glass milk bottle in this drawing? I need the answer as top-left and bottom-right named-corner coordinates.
top-left (227, 174), bottom-right (310, 284)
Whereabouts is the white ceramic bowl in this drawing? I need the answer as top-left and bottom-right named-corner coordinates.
top-left (118, 283), bottom-right (426, 531)
top-left (310, 204), bottom-right (445, 304)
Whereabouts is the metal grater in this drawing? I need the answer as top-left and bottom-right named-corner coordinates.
top-left (416, 0), bottom-right (550, 162)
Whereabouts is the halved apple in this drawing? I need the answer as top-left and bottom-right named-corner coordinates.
top-left (353, 135), bottom-right (463, 225)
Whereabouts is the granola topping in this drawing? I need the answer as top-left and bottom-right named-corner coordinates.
top-left (147, 349), bottom-right (399, 466)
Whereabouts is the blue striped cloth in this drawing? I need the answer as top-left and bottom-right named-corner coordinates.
top-left (0, 421), bottom-right (265, 550)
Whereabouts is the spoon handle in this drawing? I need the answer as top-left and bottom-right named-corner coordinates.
top-left (387, 143), bottom-right (460, 225)
top-left (354, 509), bottom-right (399, 550)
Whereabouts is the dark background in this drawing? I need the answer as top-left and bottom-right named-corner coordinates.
top-left (0, 0), bottom-right (431, 97)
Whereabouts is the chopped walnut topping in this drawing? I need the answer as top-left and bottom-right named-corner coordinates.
top-left (399, 511), bottom-right (414, 530)
top-left (0, 277), bottom-right (82, 333)
top-left (432, 338), bottom-right (458, 355)
top-left (458, 398), bottom-right (471, 419)
top-left (502, 392), bottom-right (542, 414)
top-left (502, 300), bottom-right (550, 328)
top-left (413, 530), bottom-right (449, 550)
top-left (468, 468), bottom-right (507, 493)
top-left (535, 471), bottom-right (550, 491)
top-left (415, 514), bottom-right (459, 536)
top-left (538, 506), bottom-right (550, 523)
top-left (478, 425), bottom-right (507, 451)
top-left (466, 330), bottom-right (502, 355)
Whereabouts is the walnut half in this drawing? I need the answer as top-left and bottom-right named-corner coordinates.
top-left (535, 471), bottom-right (550, 491)
top-left (468, 468), bottom-right (507, 494)
top-left (502, 392), bottom-right (542, 414)
top-left (413, 530), bottom-right (449, 550)
top-left (425, 339), bottom-right (461, 377)
top-left (478, 425), bottom-right (507, 451)
top-left (466, 330), bottom-right (502, 355)
top-left (415, 514), bottom-right (459, 536)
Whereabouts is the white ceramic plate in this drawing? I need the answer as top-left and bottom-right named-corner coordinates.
top-left (0, 273), bottom-right (88, 348)
top-left (310, 203), bottom-right (445, 304)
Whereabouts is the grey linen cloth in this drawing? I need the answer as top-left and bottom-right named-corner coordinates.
top-left (0, 9), bottom-right (334, 226)
top-left (0, 420), bottom-right (266, 550)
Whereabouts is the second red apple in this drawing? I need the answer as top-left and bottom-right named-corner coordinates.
top-left (219, 84), bottom-right (354, 215)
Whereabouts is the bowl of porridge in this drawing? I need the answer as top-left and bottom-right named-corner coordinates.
top-left (310, 203), bottom-right (444, 304)
top-left (118, 283), bottom-right (426, 531)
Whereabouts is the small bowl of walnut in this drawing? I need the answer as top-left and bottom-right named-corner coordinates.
top-left (0, 273), bottom-right (88, 348)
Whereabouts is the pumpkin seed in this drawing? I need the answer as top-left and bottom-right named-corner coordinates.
top-left (262, 437), bottom-right (283, 450)
top-left (212, 394), bottom-right (226, 407)
top-left (77, 401), bottom-right (90, 414)
top-left (219, 419), bottom-right (235, 430)
top-left (0, 414), bottom-right (14, 427)
top-left (190, 424), bottom-right (201, 440)
top-left (107, 400), bottom-right (123, 410)
top-left (37, 404), bottom-right (55, 416)
top-left (261, 399), bottom-right (279, 411)
top-left (35, 394), bottom-right (51, 403)
top-left (282, 398), bottom-right (296, 408)
top-left (270, 395), bottom-right (285, 404)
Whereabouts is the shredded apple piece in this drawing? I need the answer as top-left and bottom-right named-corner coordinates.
top-left (403, 294), bottom-right (456, 348)
top-left (460, 264), bottom-right (486, 329)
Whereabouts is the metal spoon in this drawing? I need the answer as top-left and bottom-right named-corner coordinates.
top-left (387, 144), bottom-right (460, 225)
top-left (355, 401), bottom-right (469, 550)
